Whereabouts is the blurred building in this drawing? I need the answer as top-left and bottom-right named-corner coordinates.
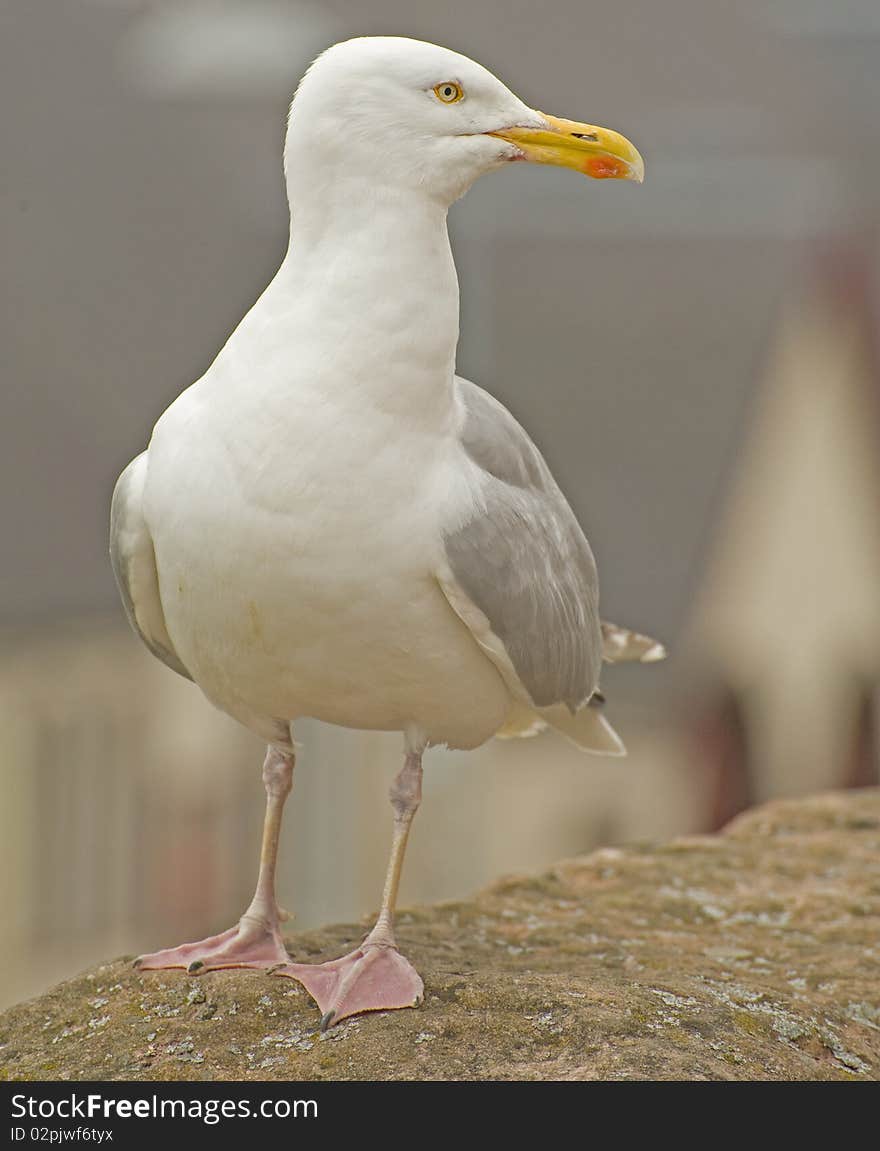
top-left (691, 256), bottom-right (880, 809)
top-left (3, 1), bottom-right (880, 1007)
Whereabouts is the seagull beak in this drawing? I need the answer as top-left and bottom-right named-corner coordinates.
top-left (489, 113), bottom-right (644, 183)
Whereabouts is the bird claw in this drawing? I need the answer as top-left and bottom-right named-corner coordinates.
top-left (275, 943), bottom-right (424, 1028)
top-left (134, 919), bottom-right (291, 974)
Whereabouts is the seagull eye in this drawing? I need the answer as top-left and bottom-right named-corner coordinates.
top-left (433, 82), bottom-right (464, 104)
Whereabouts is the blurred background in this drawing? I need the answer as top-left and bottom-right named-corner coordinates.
top-left (3, 0), bottom-right (880, 1010)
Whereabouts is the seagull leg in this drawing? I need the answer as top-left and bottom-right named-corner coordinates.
top-left (275, 748), bottom-right (425, 1029)
top-left (135, 745), bottom-right (294, 974)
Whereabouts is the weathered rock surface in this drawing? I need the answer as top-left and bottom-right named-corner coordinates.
top-left (2, 790), bottom-right (879, 1081)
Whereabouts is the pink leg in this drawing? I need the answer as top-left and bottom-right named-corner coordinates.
top-left (275, 748), bottom-right (425, 1030)
top-left (135, 745), bottom-right (294, 974)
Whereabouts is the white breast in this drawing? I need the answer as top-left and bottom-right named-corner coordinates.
top-left (141, 181), bottom-right (515, 749)
top-left (143, 354), bottom-right (511, 751)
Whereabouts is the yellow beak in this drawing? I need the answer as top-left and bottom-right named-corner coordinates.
top-left (490, 113), bottom-right (644, 183)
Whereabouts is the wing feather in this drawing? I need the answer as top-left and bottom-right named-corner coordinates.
top-left (440, 377), bottom-right (601, 712)
top-left (110, 452), bottom-right (191, 681)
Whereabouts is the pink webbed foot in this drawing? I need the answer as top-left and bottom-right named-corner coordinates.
top-left (275, 941), bottom-right (424, 1031)
top-left (134, 916), bottom-right (291, 975)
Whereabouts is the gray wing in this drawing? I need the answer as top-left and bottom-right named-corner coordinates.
top-left (440, 377), bottom-right (601, 712)
top-left (110, 452), bottom-right (192, 681)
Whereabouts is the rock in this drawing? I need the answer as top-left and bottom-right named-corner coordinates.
top-left (2, 789), bottom-right (879, 1081)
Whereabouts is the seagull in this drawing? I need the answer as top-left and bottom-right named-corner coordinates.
top-left (110, 36), bottom-right (662, 1031)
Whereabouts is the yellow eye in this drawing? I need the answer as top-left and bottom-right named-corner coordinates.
top-left (433, 81), bottom-right (464, 104)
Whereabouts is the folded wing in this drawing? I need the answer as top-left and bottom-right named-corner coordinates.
top-left (438, 377), bottom-right (622, 753)
top-left (110, 452), bottom-right (192, 681)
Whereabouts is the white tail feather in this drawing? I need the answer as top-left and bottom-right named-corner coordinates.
top-left (540, 701), bottom-right (627, 756)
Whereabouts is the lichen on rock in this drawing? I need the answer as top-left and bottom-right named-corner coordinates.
top-left (2, 789), bottom-right (879, 1081)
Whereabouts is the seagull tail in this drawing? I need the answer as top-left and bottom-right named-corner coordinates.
top-left (601, 621), bottom-right (666, 664)
top-left (541, 697), bottom-right (627, 757)
top-left (495, 706), bottom-right (548, 740)
top-left (496, 697), bottom-right (626, 756)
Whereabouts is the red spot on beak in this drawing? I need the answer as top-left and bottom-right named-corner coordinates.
top-left (585, 155), bottom-right (629, 179)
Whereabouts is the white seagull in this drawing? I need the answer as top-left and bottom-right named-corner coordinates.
top-left (110, 36), bottom-right (662, 1030)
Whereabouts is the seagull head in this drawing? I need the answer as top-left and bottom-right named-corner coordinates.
top-left (285, 37), bottom-right (644, 207)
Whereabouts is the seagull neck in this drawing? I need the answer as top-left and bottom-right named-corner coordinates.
top-left (279, 182), bottom-right (460, 423)
top-left (285, 178), bottom-right (455, 251)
